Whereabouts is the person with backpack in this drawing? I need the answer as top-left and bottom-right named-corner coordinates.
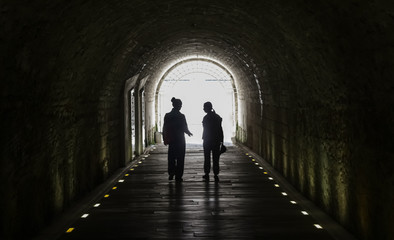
top-left (202, 101), bottom-right (224, 182)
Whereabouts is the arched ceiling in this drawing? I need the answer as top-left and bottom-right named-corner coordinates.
top-left (2, 0), bottom-right (336, 107)
top-left (5, 0), bottom-right (391, 111)
top-left (95, 0), bottom-right (298, 101)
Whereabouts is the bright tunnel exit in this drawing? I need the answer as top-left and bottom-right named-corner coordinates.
top-left (157, 59), bottom-right (236, 145)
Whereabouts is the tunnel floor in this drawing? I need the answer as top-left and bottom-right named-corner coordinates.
top-left (55, 144), bottom-right (344, 240)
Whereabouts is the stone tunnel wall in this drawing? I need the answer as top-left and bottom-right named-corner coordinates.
top-left (0, 1), bottom-right (130, 238)
top-left (255, 2), bottom-right (394, 240)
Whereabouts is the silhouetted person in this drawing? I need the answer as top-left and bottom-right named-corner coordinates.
top-left (163, 97), bottom-right (193, 182)
top-left (202, 102), bottom-right (223, 182)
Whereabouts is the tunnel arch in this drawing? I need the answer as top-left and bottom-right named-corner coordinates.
top-left (153, 57), bottom-right (239, 144)
top-left (130, 33), bottom-right (268, 150)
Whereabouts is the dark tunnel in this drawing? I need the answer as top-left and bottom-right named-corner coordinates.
top-left (0, 0), bottom-right (393, 239)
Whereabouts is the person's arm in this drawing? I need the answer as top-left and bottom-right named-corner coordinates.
top-left (183, 115), bottom-right (193, 137)
top-left (202, 117), bottom-right (205, 140)
top-left (219, 117), bottom-right (224, 143)
top-left (163, 114), bottom-right (169, 145)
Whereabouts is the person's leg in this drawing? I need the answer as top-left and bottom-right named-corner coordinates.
top-left (168, 144), bottom-right (176, 179)
top-left (212, 142), bottom-right (221, 181)
top-left (203, 142), bottom-right (212, 181)
top-left (175, 142), bottom-right (185, 181)
top-left (203, 142), bottom-right (212, 174)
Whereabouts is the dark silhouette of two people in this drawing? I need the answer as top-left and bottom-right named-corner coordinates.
top-left (163, 97), bottom-right (193, 182)
top-left (163, 97), bottom-right (223, 182)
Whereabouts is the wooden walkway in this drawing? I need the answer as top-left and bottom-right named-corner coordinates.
top-left (53, 144), bottom-right (353, 240)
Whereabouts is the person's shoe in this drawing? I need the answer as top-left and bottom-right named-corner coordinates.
top-left (169, 175), bottom-right (174, 180)
top-left (175, 178), bottom-right (183, 182)
top-left (214, 175), bottom-right (219, 182)
top-left (202, 174), bottom-right (209, 181)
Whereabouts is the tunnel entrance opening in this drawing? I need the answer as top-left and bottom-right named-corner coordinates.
top-left (130, 88), bottom-right (136, 159)
top-left (156, 58), bottom-right (236, 145)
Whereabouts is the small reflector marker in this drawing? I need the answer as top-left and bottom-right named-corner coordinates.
top-left (81, 214), bottom-right (89, 218)
top-left (94, 203), bottom-right (100, 207)
top-left (259, 167), bottom-right (263, 169)
top-left (134, 165), bottom-right (138, 167)
top-left (252, 159), bottom-right (255, 161)
top-left (112, 187), bottom-right (117, 190)
top-left (301, 211), bottom-right (309, 215)
top-left (274, 184), bottom-right (280, 187)
top-left (118, 179), bottom-right (124, 182)
top-left (125, 174), bottom-right (129, 176)
top-left (281, 192), bottom-right (288, 196)
top-left (66, 228), bottom-right (74, 233)
top-left (314, 224), bottom-right (323, 229)
top-left (138, 161), bottom-right (142, 164)
top-left (246, 153), bottom-right (249, 155)
top-left (268, 177), bottom-right (274, 180)
top-left (264, 172), bottom-right (268, 174)
top-left (130, 168), bottom-right (134, 171)
top-left (104, 194), bottom-right (109, 198)
top-left (255, 163), bottom-right (259, 165)
top-left (290, 201), bottom-right (297, 204)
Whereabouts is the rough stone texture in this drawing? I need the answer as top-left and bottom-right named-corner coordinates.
top-left (0, 0), bottom-right (393, 239)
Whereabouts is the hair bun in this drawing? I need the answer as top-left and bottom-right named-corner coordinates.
top-left (171, 97), bottom-right (176, 102)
